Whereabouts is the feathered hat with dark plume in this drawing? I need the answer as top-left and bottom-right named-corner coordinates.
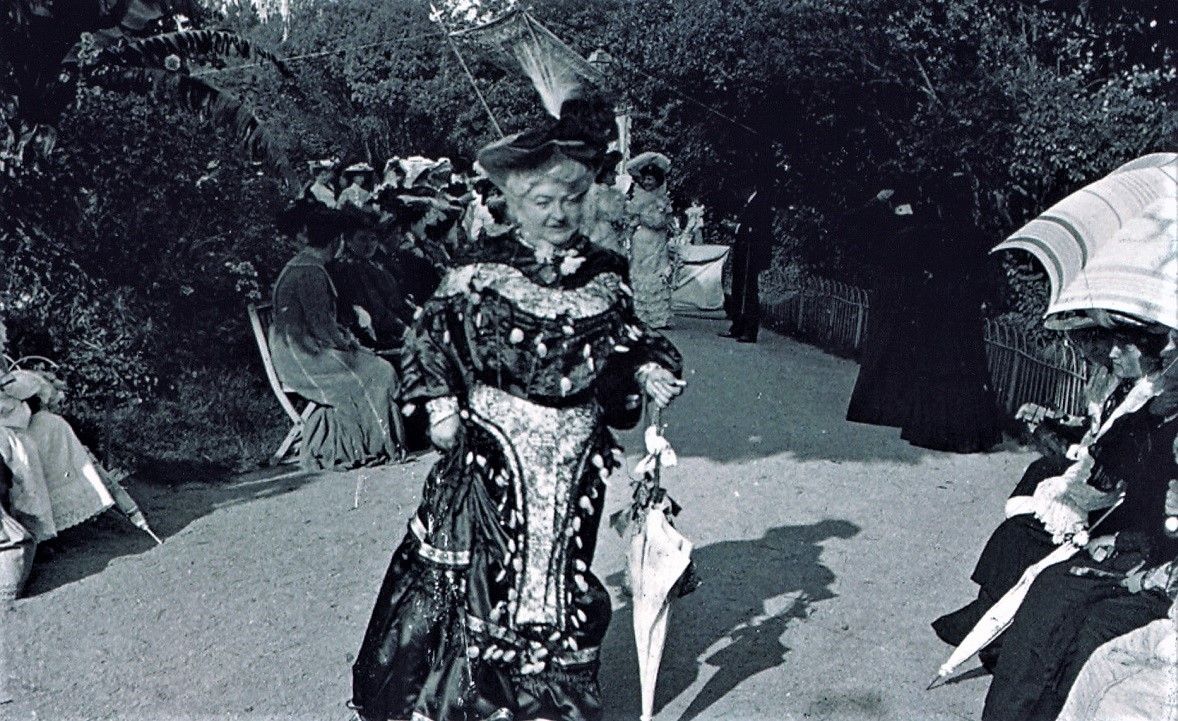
top-left (473, 12), bottom-right (617, 188)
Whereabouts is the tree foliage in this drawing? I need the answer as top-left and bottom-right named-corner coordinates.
top-left (0, 0), bottom-right (1173, 470)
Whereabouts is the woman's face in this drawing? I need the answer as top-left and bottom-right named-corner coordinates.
top-left (511, 178), bottom-right (586, 246)
top-left (1109, 340), bottom-right (1147, 379)
top-left (346, 230), bottom-right (379, 259)
top-left (638, 172), bottom-right (660, 191)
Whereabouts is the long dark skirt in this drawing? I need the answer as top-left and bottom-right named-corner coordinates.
top-left (352, 389), bottom-right (619, 721)
top-left (982, 556), bottom-right (1171, 721)
top-left (896, 297), bottom-right (1001, 453)
top-left (932, 456), bottom-right (1070, 651)
top-left (846, 287), bottom-right (919, 428)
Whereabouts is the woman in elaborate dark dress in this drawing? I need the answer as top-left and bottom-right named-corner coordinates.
top-left (981, 364), bottom-right (1178, 721)
top-left (351, 95), bottom-right (685, 721)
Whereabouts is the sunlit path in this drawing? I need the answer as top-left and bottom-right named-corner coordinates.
top-left (7, 318), bottom-right (1030, 721)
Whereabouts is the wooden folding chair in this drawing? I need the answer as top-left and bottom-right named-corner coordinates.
top-left (247, 303), bottom-right (409, 469)
top-left (248, 302), bottom-right (317, 466)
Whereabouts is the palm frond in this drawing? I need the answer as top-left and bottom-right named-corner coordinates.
top-left (95, 29), bottom-right (292, 77)
top-left (88, 66), bottom-right (292, 180)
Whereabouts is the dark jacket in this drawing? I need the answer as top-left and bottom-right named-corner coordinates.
top-left (733, 189), bottom-right (776, 273)
top-left (1091, 403), bottom-right (1178, 565)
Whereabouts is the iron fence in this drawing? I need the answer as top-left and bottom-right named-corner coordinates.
top-left (764, 276), bottom-right (1089, 417)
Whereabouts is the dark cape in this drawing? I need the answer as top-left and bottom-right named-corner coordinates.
top-left (351, 232), bottom-right (681, 721)
top-left (846, 218), bottom-right (1001, 453)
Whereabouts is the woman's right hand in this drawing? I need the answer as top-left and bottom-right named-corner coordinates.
top-left (1015, 402), bottom-right (1049, 425)
top-left (429, 413), bottom-right (461, 450)
top-left (1085, 534), bottom-right (1117, 562)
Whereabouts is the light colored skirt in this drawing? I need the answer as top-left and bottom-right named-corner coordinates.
top-left (15, 413), bottom-right (115, 535)
top-left (1058, 609), bottom-right (1178, 721)
top-left (630, 227), bottom-right (673, 328)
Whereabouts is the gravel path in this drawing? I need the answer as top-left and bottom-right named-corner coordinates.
top-left (5, 317), bottom-right (1032, 720)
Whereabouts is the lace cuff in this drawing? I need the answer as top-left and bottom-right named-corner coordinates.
top-left (1005, 495), bottom-right (1036, 519)
top-left (1031, 473), bottom-right (1119, 543)
top-left (425, 396), bottom-right (460, 426)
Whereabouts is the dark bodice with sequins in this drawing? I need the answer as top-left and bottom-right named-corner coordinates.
top-left (400, 232), bottom-right (681, 413)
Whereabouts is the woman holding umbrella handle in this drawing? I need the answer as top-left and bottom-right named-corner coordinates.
top-left (638, 364), bottom-right (687, 411)
top-left (350, 81), bottom-right (685, 721)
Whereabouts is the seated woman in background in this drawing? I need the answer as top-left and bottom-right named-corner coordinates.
top-left (327, 209), bottom-right (411, 354)
top-left (269, 199), bottom-right (405, 471)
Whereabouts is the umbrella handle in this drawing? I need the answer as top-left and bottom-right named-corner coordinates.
top-left (647, 400), bottom-right (662, 485)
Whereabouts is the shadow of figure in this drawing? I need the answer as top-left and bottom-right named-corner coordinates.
top-left (22, 465), bottom-right (330, 596)
top-left (600, 519), bottom-right (860, 721)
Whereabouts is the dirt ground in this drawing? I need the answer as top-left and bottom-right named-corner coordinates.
top-left (4, 317), bottom-right (1034, 721)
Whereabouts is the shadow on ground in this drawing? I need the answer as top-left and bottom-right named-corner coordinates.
top-left (23, 465), bottom-right (327, 596)
top-left (601, 518), bottom-right (860, 721)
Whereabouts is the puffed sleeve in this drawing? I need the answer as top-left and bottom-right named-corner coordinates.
top-left (593, 289), bottom-right (683, 429)
top-left (620, 287), bottom-right (682, 377)
top-left (399, 296), bottom-right (465, 409)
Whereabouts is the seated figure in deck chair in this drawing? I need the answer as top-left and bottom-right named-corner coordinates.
top-left (269, 198), bottom-right (405, 471)
top-left (327, 208), bottom-right (412, 355)
top-left (0, 323), bottom-right (157, 546)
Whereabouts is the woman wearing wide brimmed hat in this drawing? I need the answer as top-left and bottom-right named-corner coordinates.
top-left (625, 151), bottom-right (675, 328)
top-left (304, 157), bottom-right (339, 208)
top-left (933, 310), bottom-right (1173, 668)
top-left (350, 81), bottom-right (686, 720)
top-left (980, 324), bottom-right (1178, 721)
top-left (268, 198), bottom-right (405, 471)
top-left (338, 162), bottom-right (376, 208)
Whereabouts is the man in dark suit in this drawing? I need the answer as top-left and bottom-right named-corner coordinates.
top-left (722, 182), bottom-right (776, 343)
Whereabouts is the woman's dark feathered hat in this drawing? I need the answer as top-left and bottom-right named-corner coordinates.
top-left (277, 196), bottom-right (376, 238)
top-left (477, 93), bottom-right (617, 189)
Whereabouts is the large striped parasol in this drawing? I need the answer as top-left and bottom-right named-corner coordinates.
top-left (993, 153), bottom-right (1178, 329)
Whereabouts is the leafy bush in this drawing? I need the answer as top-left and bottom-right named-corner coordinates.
top-left (71, 367), bottom-right (288, 483)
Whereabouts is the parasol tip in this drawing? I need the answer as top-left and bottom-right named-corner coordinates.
top-left (926, 673), bottom-right (945, 691)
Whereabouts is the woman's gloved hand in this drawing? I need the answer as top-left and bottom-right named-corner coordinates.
top-left (429, 413), bottom-right (461, 450)
top-left (425, 396), bottom-right (461, 450)
top-left (637, 364), bottom-right (686, 409)
top-left (1085, 534), bottom-right (1117, 562)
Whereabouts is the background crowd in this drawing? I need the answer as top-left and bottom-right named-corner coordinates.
top-left (2, 0), bottom-right (1174, 482)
